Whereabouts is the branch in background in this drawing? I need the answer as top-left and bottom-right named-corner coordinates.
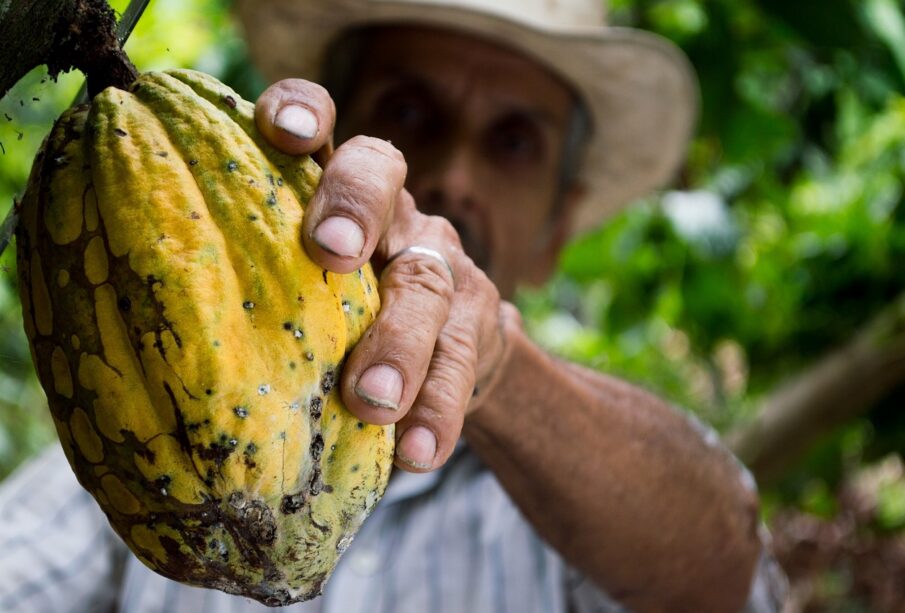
top-left (726, 291), bottom-right (905, 486)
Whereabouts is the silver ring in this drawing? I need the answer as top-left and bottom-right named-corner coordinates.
top-left (387, 245), bottom-right (455, 284)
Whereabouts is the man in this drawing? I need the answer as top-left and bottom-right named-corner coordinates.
top-left (0, 0), bottom-right (786, 611)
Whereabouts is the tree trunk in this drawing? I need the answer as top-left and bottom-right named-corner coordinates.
top-left (726, 291), bottom-right (905, 485)
top-left (0, 0), bottom-right (135, 100)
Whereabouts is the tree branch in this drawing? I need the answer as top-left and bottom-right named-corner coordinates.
top-left (0, 0), bottom-right (135, 100)
top-left (726, 291), bottom-right (905, 485)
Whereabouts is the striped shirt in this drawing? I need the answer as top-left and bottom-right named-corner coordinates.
top-left (0, 442), bottom-right (786, 612)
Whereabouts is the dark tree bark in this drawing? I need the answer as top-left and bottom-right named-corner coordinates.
top-left (726, 291), bottom-right (905, 485)
top-left (0, 0), bottom-right (136, 100)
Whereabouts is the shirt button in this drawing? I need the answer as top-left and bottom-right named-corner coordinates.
top-left (349, 548), bottom-right (380, 575)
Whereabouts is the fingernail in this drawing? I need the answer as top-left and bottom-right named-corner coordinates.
top-left (275, 104), bottom-right (318, 140)
top-left (313, 216), bottom-right (365, 258)
top-left (397, 426), bottom-right (437, 469)
top-left (355, 364), bottom-right (403, 410)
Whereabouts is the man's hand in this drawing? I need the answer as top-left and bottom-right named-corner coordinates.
top-left (256, 79), bottom-right (512, 473)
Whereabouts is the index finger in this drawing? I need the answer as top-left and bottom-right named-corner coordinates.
top-left (302, 136), bottom-right (407, 274)
top-left (254, 79), bottom-right (336, 155)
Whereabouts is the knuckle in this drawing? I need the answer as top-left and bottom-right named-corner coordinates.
top-left (278, 78), bottom-right (329, 102)
top-left (427, 215), bottom-right (462, 248)
top-left (437, 324), bottom-right (478, 372)
top-left (346, 135), bottom-right (407, 173)
top-left (322, 167), bottom-right (386, 220)
top-left (396, 189), bottom-right (417, 216)
top-left (379, 314), bottom-right (437, 353)
top-left (475, 268), bottom-right (501, 306)
top-left (424, 359), bottom-right (474, 413)
top-left (385, 256), bottom-right (455, 303)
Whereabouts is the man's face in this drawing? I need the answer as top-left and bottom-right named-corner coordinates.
top-left (335, 27), bottom-right (581, 299)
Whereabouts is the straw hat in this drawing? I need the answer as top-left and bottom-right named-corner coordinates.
top-left (234, 0), bottom-right (698, 235)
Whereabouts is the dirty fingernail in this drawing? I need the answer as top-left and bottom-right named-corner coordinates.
top-left (313, 216), bottom-right (365, 258)
top-left (275, 105), bottom-right (318, 140)
top-left (355, 364), bottom-right (403, 410)
top-left (397, 426), bottom-right (437, 469)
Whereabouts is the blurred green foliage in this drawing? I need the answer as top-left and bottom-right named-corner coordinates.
top-left (0, 0), bottom-right (904, 576)
top-left (522, 0), bottom-right (905, 517)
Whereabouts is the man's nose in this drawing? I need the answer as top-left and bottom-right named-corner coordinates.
top-left (409, 146), bottom-right (479, 217)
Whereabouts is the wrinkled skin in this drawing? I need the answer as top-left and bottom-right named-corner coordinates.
top-left (255, 26), bottom-right (764, 613)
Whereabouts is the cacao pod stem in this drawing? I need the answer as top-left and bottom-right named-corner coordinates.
top-left (49, 0), bottom-right (139, 96)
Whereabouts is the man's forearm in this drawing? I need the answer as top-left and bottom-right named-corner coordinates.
top-left (463, 322), bottom-right (762, 613)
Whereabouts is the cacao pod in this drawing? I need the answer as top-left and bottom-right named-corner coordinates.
top-left (15, 69), bottom-right (393, 605)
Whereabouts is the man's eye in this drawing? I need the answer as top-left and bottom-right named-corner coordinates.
top-left (375, 89), bottom-right (431, 132)
top-left (486, 117), bottom-right (543, 165)
top-left (389, 98), bottom-right (424, 127)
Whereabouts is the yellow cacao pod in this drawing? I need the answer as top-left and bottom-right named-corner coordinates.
top-left (15, 69), bottom-right (393, 605)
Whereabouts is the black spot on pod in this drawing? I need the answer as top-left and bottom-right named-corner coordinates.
top-left (309, 468), bottom-right (324, 495)
top-left (209, 538), bottom-right (229, 560)
top-left (321, 371), bottom-right (335, 394)
top-left (156, 151), bottom-right (168, 158)
top-left (306, 352), bottom-right (315, 361)
top-left (113, 128), bottom-right (127, 137)
top-left (266, 192), bottom-right (277, 206)
top-left (243, 442), bottom-right (257, 468)
top-left (242, 301), bottom-right (255, 310)
top-left (234, 406), bottom-right (248, 418)
top-left (189, 159), bottom-right (199, 166)
top-left (117, 296), bottom-right (132, 312)
top-left (224, 95), bottom-right (237, 109)
top-left (282, 322), bottom-right (293, 330)
top-left (227, 160), bottom-right (238, 172)
top-left (309, 397), bottom-right (322, 420)
top-left (280, 493), bottom-right (306, 514)
top-left (230, 494), bottom-right (277, 544)
top-left (263, 590), bottom-right (292, 607)
top-left (311, 434), bottom-right (324, 461)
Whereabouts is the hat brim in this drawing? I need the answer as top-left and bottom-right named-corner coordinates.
top-left (235, 0), bottom-right (699, 235)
